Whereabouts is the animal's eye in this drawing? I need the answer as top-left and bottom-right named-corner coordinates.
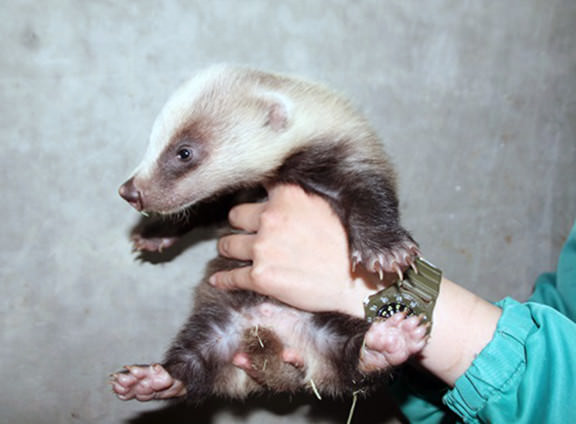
top-left (177, 147), bottom-right (193, 162)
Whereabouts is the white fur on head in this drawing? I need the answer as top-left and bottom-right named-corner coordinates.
top-left (135, 64), bottom-right (233, 179)
top-left (126, 65), bottom-right (376, 214)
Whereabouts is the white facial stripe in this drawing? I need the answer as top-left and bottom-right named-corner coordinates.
top-left (135, 65), bottom-right (234, 178)
top-left (127, 65), bottom-right (379, 216)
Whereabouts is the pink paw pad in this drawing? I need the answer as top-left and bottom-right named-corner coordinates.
top-left (131, 235), bottom-right (178, 252)
top-left (359, 312), bottom-right (429, 372)
top-left (110, 364), bottom-right (186, 401)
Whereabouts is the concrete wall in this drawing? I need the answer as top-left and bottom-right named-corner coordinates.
top-left (1, 1), bottom-right (574, 423)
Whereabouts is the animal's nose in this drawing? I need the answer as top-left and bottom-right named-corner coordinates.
top-left (118, 178), bottom-right (144, 211)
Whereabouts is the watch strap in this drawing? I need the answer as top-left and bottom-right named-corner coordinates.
top-left (363, 257), bottom-right (442, 332)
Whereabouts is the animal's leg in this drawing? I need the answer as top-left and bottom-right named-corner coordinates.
top-left (113, 300), bottom-right (236, 402)
top-left (342, 175), bottom-right (420, 281)
top-left (359, 312), bottom-right (429, 372)
top-left (111, 364), bottom-right (186, 401)
top-left (128, 191), bottom-right (256, 253)
top-left (132, 234), bottom-right (180, 252)
top-left (129, 217), bottom-right (193, 252)
top-left (349, 234), bottom-right (420, 282)
top-left (276, 147), bottom-right (420, 281)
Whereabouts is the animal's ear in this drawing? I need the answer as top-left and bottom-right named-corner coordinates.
top-left (261, 92), bottom-right (291, 132)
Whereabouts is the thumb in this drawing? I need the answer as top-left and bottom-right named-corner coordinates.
top-left (209, 267), bottom-right (253, 291)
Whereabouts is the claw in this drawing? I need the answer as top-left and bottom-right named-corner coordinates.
top-left (351, 252), bottom-right (362, 273)
top-left (394, 265), bottom-right (403, 282)
top-left (410, 261), bottom-right (418, 274)
top-left (377, 267), bottom-right (384, 281)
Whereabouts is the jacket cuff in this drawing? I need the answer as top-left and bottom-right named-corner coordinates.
top-left (442, 297), bottom-right (534, 422)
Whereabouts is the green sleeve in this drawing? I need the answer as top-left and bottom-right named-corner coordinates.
top-left (444, 297), bottom-right (576, 423)
top-left (392, 220), bottom-right (576, 423)
top-left (444, 220), bottom-right (576, 422)
top-left (391, 298), bottom-right (576, 423)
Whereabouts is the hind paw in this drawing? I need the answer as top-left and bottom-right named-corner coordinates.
top-left (110, 364), bottom-right (186, 401)
top-left (351, 240), bottom-right (420, 281)
top-left (359, 312), bottom-right (429, 372)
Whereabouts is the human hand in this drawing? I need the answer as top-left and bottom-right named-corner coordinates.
top-left (209, 185), bottom-right (504, 384)
top-left (209, 184), bottom-right (379, 316)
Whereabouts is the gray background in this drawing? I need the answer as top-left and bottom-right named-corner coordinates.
top-left (1, 1), bottom-right (575, 423)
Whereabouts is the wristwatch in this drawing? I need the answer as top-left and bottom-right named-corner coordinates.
top-left (363, 257), bottom-right (442, 333)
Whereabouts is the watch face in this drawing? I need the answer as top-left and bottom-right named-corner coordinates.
top-left (365, 258), bottom-right (440, 325)
top-left (377, 302), bottom-right (415, 319)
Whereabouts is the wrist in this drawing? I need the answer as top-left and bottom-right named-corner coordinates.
top-left (416, 278), bottom-right (502, 386)
top-left (339, 269), bottom-right (381, 318)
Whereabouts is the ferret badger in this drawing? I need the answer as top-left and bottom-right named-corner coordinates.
top-left (113, 65), bottom-right (421, 403)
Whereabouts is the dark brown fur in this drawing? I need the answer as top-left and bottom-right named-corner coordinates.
top-left (156, 139), bottom-right (414, 402)
top-left (161, 257), bottom-right (378, 402)
top-left (119, 66), bottom-right (419, 402)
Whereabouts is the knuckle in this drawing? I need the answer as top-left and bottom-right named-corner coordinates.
top-left (251, 238), bottom-right (267, 257)
top-left (259, 209), bottom-right (282, 229)
top-left (250, 264), bottom-right (265, 283)
top-left (250, 264), bottom-right (272, 289)
top-left (217, 237), bottom-right (230, 256)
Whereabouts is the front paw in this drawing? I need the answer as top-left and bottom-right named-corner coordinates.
top-left (131, 234), bottom-right (178, 252)
top-left (351, 239), bottom-right (420, 281)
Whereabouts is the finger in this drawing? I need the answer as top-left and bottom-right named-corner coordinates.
top-left (228, 202), bottom-right (267, 232)
top-left (218, 233), bottom-right (256, 261)
top-left (267, 183), bottom-right (307, 202)
top-left (209, 267), bottom-right (254, 291)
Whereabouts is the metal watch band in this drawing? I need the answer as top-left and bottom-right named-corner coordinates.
top-left (363, 257), bottom-right (442, 332)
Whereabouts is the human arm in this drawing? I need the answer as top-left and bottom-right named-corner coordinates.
top-left (210, 186), bottom-right (576, 423)
top-left (209, 184), bottom-right (501, 386)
